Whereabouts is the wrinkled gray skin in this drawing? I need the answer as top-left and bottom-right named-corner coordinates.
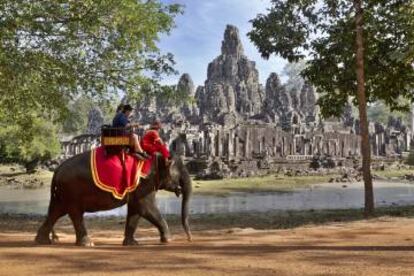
top-left (35, 152), bottom-right (192, 246)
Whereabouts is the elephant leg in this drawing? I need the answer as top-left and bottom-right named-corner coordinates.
top-left (51, 229), bottom-right (59, 242)
top-left (123, 211), bottom-right (141, 246)
top-left (68, 208), bottom-right (94, 247)
top-left (35, 205), bottom-right (66, 245)
top-left (142, 206), bottom-right (171, 244)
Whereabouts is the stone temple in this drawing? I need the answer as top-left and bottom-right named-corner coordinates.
top-left (62, 25), bottom-right (412, 178)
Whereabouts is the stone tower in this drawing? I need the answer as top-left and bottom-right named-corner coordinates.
top-left (299, 81), bottom-right (317, 123)
top-left (197, 25), bottom-right (264, 125)
top-left (86, 107), bottom-right (104, 135)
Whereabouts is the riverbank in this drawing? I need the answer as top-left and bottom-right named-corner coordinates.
top-left (1, 163), bottom-right (413, 196)
top-left (0, 164), bottom-right (52, 189)
top-left (192, 174), bottom-right (340, 195)
top-left (2, 209), bottom-right (414, 275)
top-left (2, 205), bottom-right (414, 233)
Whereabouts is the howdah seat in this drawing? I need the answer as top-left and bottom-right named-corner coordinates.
top-left (100, 125), bottom-right (132, 155)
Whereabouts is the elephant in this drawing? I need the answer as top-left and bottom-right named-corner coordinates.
top-left (35, 151), bottom-right (192, 246)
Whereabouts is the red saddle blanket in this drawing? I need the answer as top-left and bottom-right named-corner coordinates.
top-left (90, 146), bottom-right (153, 200)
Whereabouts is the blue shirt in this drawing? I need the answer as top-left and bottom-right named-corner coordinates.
top-left (112, 112), bottom-right (129, 128)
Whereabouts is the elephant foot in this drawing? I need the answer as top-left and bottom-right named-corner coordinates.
top-left (76, 236), bottom-right (95, 247)
top-left (35, 233), bottom-right (52, 245)
top-left (51, 232), bottom-right (59, 243)
top-left (122, 238), bottom-right (139, 246)
top-left (160, 236), bottom-right (172, 244)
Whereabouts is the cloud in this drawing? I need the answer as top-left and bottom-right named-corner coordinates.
top-left (159, 0), bottom-right (287, 86)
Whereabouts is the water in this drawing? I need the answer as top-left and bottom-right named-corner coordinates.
top-left (1, 181), bottom-right (414, 216)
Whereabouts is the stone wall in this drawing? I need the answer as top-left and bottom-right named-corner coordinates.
top-left (58, 24), bottom-right (412, 178)
top-left (61, 134), bottom-right (100, 158)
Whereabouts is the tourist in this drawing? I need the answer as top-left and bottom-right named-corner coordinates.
top-left (141, 119), bottom-right (170, 161)
top-left (112, 104), bottom-right (148, 160)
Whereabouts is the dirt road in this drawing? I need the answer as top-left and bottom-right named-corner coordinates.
top-left (1, 217), bottom-right (414, 275)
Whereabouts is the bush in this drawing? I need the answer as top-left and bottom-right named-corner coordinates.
top-left (406, 147), bottom-right (414, 166)
top-left (0, 118), bottom-right (61, 171)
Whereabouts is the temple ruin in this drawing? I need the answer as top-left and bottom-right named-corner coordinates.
top-left (61, 25), bottom-right (412, 178)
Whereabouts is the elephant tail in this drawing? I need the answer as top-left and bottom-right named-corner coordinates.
top-left (49, 170), bottom-right (60, 206)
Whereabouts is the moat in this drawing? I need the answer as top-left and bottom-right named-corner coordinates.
top-left (1, 181), bottom-right (414, 216)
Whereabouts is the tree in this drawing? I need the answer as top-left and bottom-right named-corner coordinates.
top-left (367, 101), bottom-right (410, 126)
top-left (249, 0), bottom-right (414, 216)
top-left (0, 118), bottom-right (61, 172)
top-left (0, 0), bottom-right (182, 165)
top-left (61, 95), bottom-right (119, 135)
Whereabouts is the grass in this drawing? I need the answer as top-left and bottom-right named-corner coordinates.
top-left (192, 174), bottom-right (339, 196)
top-left (0, 164), bottom-right (340, 194)
top-left (373, 168), bottom-right (413, 178)
top-left (0, 162), bottom-right (413, 195)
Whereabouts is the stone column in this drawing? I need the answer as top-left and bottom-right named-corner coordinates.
top-left (234, 134), bottom-right (239, 158)
top-left (210, 132), bottom-right (216, 157)
top-left (203, 131), bottom-right (208, 155)
top-left (217, 130), bottom-right (223, 157)
top-left (378, 133), bottom-right (384, 155)
top-left (198, 137), bottom-right (203, 157)
top-left (374, 134), bottom-right (380, 156)
top-left (259, 137), bottom-right (263, 154)
top-left (245, 129), bottom-right (250, 158)
top-left (293, 137), bottom-right (297, 155)
top-left (206, 131), bottom-right (215, 157)
top-left (406, 132), bottom-right (411, 151)
top-left (228, 130), bottom-right (234, 158)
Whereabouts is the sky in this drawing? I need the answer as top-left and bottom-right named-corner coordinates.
top-left (158, 0), bottom-right (287, 87)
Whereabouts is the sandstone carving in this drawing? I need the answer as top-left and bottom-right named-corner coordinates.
top-left (86, 107), bottom-right (104, 135)
top-left (60, 25), bottom-right (411, 180)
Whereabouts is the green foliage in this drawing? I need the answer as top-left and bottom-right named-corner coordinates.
top-left (0, 118), bottom-right (61, 164)
top-left (0, 0), bottom-right (182, 126)
top-left (61, 95), bottom-right (118, 135)
top-left (367, 101), bottom-right (411, 126)
top-left (406, 148), bottom-right (414, 166)
top-left (0, 0), bottom-right (182, 163)
top-left (248, 0), bottom-right (414, 118)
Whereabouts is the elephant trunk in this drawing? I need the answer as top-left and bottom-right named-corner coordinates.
top-left (181, 176), bottom-right (192, 241)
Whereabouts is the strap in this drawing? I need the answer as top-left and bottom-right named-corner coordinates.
top-left (120, 150), bottom-right (128, 191)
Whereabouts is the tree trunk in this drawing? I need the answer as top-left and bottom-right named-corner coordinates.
top-left (24, 158), bottom-right (40, 174)
top-left (354, 0), bottom-right (374, 216)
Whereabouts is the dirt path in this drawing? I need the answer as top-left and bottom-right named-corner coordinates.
top-left (1, 217), bottom-right (414, 275)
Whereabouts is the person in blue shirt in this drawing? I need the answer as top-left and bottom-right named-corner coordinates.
top-left (112, 104), bottom-right (148, 160)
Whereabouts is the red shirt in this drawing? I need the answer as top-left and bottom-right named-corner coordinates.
top-left (141, 129), bottom-right (170, 159)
